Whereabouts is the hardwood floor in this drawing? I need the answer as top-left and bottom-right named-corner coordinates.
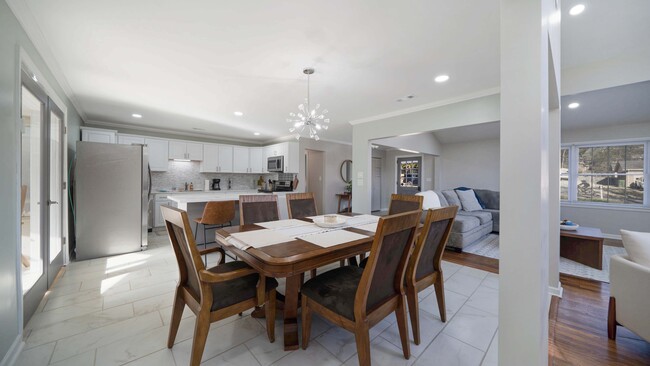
top-left (443, 249), bottom-right (650, 365)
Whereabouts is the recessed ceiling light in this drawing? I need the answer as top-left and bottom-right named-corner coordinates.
top-left (568, 102), bottom-right (580, 109)
top-left (132, 113), bottom-right (142, 118)
top-left (31, 74), bottom-right (38, 82)
top-left (434, 74), bottom-right (450, 83)
top-left (234, 111), bottom-right (243, 116)
top-left (254, 132), bottom-right (261, 136)
top-left (569, 4), bottom-right (585, 16)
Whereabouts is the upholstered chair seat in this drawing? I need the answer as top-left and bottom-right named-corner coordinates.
top-left (207, 261), bottom-right (278, 311)
top-left (301, 266), bottom-right (364, 321)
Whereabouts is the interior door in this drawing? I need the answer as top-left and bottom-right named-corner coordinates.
top-left (396, 156), bottom-right (421, 195)
top-left (47, 101), bottom-right (65, 287)
top-left (371, 158), bottom-right (382, 211)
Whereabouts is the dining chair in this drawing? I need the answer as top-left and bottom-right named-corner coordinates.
top-left (239, 194), bottom-right (279, 225)
top-left (161, 205), bottom-right (278, 366)
top-left (405, 206), bottom-right (457, 344)
top-left (193, 200), bottom-right (236, 264)
top-left (301, 210), bottom-right (421, 366)
top-left (388, 193), bottom-right (423, 215)
top-left (286, 192), bottom-right (318, 219)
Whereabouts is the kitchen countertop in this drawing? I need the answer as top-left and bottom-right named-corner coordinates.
top-left (166, 191), bottom-right (292, 211)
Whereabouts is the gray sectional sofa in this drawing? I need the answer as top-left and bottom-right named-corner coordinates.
top-left (420, 189), bottom-right (499, 251)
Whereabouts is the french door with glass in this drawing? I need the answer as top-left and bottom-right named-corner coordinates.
top-left (21, 70), bottom-right (65, 325)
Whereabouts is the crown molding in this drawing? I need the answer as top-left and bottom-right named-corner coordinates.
top-left (6, 0), bottom-right (88, 122)
top-left (262, 134), bottom-right (352, 146)
top-left (348, 87), bottom-right (501, 125)
top-left (85, 120), bottom-right (263, 145)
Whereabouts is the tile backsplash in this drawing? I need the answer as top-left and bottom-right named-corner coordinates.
top-left (152, 161), bottom-right (281, 191)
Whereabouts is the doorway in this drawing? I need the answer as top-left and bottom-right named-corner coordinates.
top-left (305, 150), bottom-right (324, 214)
top-left (371, 157), bottom-right (382, 211)
top-left (396, 156), bottom-right (422, 195)
top-left (21, 70), bottom-right (65, 325)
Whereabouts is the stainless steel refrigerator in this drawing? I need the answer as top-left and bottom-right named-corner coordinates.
top-left (74, 141), bottom-right (151, 260)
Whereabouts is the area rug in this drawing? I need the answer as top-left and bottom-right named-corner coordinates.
top-left (462, 234), bottom-right (627, 283)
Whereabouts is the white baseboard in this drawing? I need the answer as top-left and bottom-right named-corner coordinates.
top-left (602, 233), bottom-right (622, 241)
top-left (548, 283), bottom-right (564, 298)
top-left (0, 334), bottom-right (24, 366)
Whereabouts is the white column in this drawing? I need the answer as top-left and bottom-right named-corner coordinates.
top-left (499, 0), bottom-right (557, 364)
top-left (548, 109), bottom-right (562, 295)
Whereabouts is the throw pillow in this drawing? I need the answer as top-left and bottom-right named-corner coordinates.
top-left (416, 191), bottom-right (441, 210)
top-left (456, 189), bottom-right (483, 212)
top-left (441, 190), bottom-right (461, 207)
top-left (620, 230), bottom-right (650, 267)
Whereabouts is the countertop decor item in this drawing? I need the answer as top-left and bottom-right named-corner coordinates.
top-left (287, 68), bottom-right (329, 141)
top-left (312, 215), bottom-right (347, 228)
top-left (560, 219), bottom-right (579, 231)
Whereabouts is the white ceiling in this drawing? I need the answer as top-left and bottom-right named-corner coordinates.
top-left (11, 0), bottom-right (650, 143)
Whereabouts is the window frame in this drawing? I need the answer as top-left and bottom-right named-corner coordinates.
top-left (561, 140), bottom-right (649, 208)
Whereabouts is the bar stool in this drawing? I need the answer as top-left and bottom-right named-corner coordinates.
top-left (194, 200), bottom-right (236, 264)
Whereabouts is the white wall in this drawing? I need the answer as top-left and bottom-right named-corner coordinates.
top-left (373, 132), bottom-right (442, 155)
top-left (297, 139), bottom-right (352, 215)
top-left (439, 138), bottom-right (500, 190)
top-left (561, 121), bottom-right (650, 237)
top-left (378, 150), bottom-right (435, 210)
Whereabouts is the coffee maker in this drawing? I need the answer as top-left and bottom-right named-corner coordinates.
top-left (211, 178), bottom-right (221, 190)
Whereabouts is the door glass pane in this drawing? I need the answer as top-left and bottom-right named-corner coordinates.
top-left (21, 86), bottom-right (43, 293)
top-left (49, 110), bottom-right (62, 262)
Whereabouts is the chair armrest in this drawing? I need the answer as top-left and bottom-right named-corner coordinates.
top-left (198, 267), bottom-right (257, 283)
top-left (610, 255), bottom-right (650, 341)
top-left (198, 246), bottom-right (224, 255)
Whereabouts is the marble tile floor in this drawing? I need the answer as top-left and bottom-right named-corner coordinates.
top-left (17, 231), bottom-right (500, 366)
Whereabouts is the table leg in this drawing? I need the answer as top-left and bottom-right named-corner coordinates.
top-left (283, 274), bottom-right (302, 350)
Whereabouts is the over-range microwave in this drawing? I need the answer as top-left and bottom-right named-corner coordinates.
top-left (267, 156), bottom-right (284, 172)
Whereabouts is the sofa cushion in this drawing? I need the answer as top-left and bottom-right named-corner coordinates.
top-left (621, 230), bottom-right (650, 267)
top-left (474, 189), bottom-right (500, 210)
top-left (483, 209), bottom-right (500, 232)
top-left (416, 190), bottom-right (441, 210)
top-left (456, 189), bottom-right (483, 212)
top-left (452, 215), bottom-right (481, 233)
top-left (442, 190), bottom-right (461, 207)
top-left (458, 210), bottom-right (492, 225)
top-left (433, 190), bottom-right (449, 207)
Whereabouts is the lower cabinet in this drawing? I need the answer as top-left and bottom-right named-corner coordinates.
top-left (154, 198), bottom-right (172, 227)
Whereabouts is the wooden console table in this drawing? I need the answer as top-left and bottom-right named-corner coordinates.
top-left (336, 193), bottom-right (351, 213)
top-left (560, 226), bottom-right (604, 270)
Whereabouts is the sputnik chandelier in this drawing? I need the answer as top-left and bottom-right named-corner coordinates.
top-left (287, 68), bottom-right (329, 140)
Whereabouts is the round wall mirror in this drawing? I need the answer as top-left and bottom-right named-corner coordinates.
top-left (340, 160), bottom-right (352, 183)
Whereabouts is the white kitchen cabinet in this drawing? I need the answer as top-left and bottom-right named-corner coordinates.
top-left (169, 141), bottom-right (203, 160)
top-left (200, 144), bottom-right (233, 172)
top-left (81, 128), bottom-right (117, 144)
top-left (283, 141), bottom-right (300, 173)
top-left (154, 197), bottom-right (172, 227)
top-left (249, 147), bottom-right (264, 173)
top-left (232, 146), bottom-right (250, 173)
top-left (117, 134), bottom-right (145, 145)
top-left (145, 138), bottom-right (169, 171)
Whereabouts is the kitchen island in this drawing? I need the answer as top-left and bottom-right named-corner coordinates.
top-left (163, 191), bottom-right (291, 243)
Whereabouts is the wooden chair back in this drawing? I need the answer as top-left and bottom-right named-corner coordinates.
top-left (161, 205), bottom-right (209, 304)
top-left (197, 200), bottom-right (236, 225)
top-left (286, 192), bottom-right (318, 219)
top-left (354, 210), bottom-right (421, 319)
top-left (388, 194), bottom-right (423, 215)
top-left (407, 207), bottom-right (457, 282)
top-left (239, 194), bottom-right (279, 225)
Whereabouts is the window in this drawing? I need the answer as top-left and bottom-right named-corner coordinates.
top-left (561, 142), bottom-right (647, 206)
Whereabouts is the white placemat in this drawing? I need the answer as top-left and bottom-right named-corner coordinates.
top-left (276, 223), bottom-right (325, 238)
top-left (255, 219), bottom-right (313, 230)
top-left (226, 229), bottom-right (293, 250)
top-left (306, 214), bottom-right (349, 221)
top-left (355, 222), bottom-right (378, 233)
top-left (299, 230), bottom-right (369, 248)
top-left (344, 214), bottom-right (380, 227)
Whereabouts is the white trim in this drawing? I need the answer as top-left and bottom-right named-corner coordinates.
top-left (13, 44), bottom-right (25, 354)
top-left (349, 87), bottom-right (500, 125)
top-left (0, 335), bottom-right (24, 366)
top-left (548, 283), bottom-right (564, 299)
top-left (264, 134), bottom-right (353, 146)
top-left (561, 202), bottom-right (650, 212)
top-left (86, 120), bottom-right (261, 146)
top-left (6, 0), bottom-right (87, 122)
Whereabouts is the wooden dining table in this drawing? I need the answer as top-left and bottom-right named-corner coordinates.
top-left (215, 214), bottom-right (375, 351)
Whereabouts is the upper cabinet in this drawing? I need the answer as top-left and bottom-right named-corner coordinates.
top-left (81, 128), bottom-right (117, 144)
top-left (200, 144), bottom-right (233, 172)
top-left (249, 147), bottom-right (265, 174)
top-left (169, 141), bottom-right (203, 160)
top-left (117, 134), bottom-right (145, 145)
top-left (145, 138), bottom-right (169, 171)
top-left (263, 142), bottom-right (298, 173)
